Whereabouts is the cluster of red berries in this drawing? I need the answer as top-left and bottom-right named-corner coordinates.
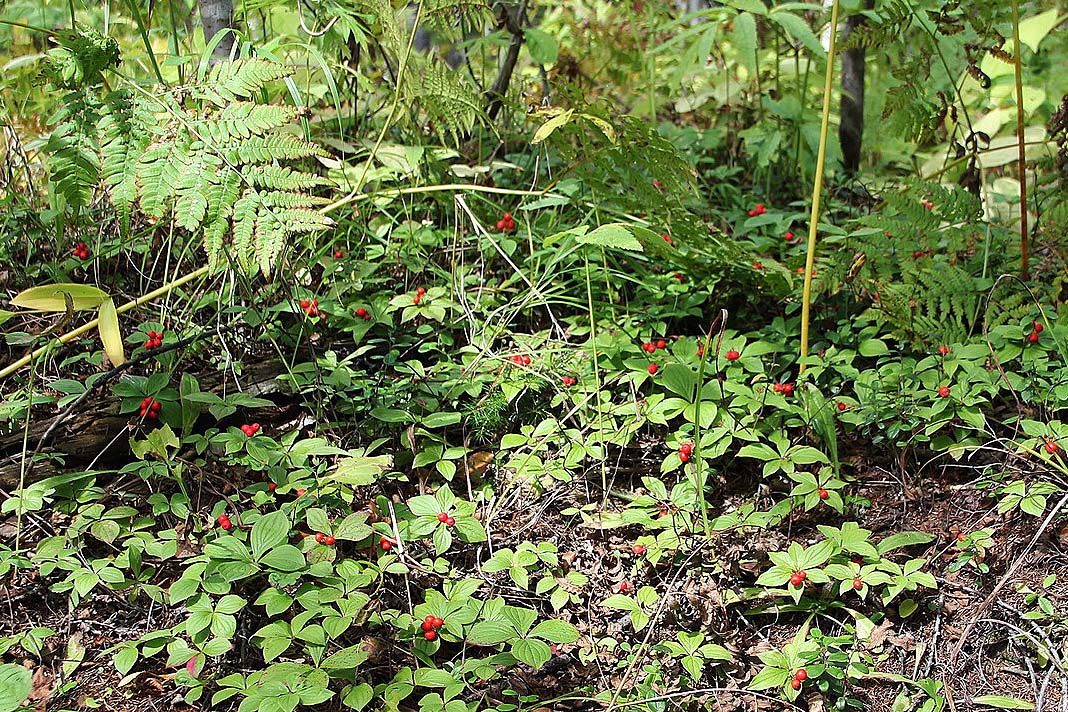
top-left (72, 242), bottom-right (90, 260)
top-left (789, 569), bottom-right (807, 587)
top-left (413, 287), bottom-right (426, 305)
top-left (139, 397), bottom-right (161, 419)
top-left (313, 532), bottom-right (337, 546)
top-left (1026, 320), bottom-right (1043, 344)
top-left (922, 200), bottom-right (934, 210)
top-left (561, 375), bottom-right (577, 387)
top-left (217, 513), bottom-right (233, 530)
top-left (642, 339), bottom-right (668, 353)
top-left (380, 536), bottom-right (395, 551)
top-left (772, 382), bottom-right (795, 396)
top-left (937, 385), bottom-right (951, 398)
top-left (300, 299), bottom-right (320, 317)
top-left (420, 614), bottom-right (445, 640)
top-left (937, 345), bottom-right (950, 356)
top-left (747, 203), bottom-right (767, 217)
top-left (678, 441), bottom-right (694, 463)
top-left (725, 349), bottom-right (740, 361)
top-left (790, 667), bottom-right (808, 690)
top-left (144, 330), bottom-right (164, 349)
top-left (436, 511), bottom-right (456, 527)
top-left (355, 307), bottom-right (372, 321)
top-left (496, 212), bottom-right (516, 232)
top-left (509, 354), bottom-right (532, 366)
top-left (240, 423), bottom-right (261, 437)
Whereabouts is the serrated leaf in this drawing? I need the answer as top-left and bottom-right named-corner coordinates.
top-left (576, 223), bottom-right (644, 251)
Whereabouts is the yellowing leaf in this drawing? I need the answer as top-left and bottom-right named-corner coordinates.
top-left (1019, 9), bottom-right (1061, 53)
top-left (10, 284), bottom-right (108, 312)
top-left (531, 109), bottom-right (573, 145)
top-left (98, 297), bottom-right (126, 367)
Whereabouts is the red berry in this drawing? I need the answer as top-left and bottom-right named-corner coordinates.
top-left (619, 581), bottom-right (629, 592)
top-left (497, 220), bottom-right (506, 230)
top-left (785, 232), bottom-right (794, 241)
top-left (632, 544), bottom-right (646, 555)
top-left (853, 578), bottom-right (863, 590)
top-left (798, 570), bottom-right (807, 581)
top-left (938, 385), bottom-right (950, 398)
top-left (217, 514), bottom-right (229, 524)
top-left (673, 272), bottom-right (685, 282)
top-left (334, 250), bottom-right (344, 258)
top-left (753, 261), bottom-right (763, 270)
top-left (791, 679), bottom-right (801, 690)
top-left (417, 287), bottom-right (426, 295)
top-left (678, 451), bottom-right (690, 462)
top-left (1034, 322), bottom-right (1044, 333)
top-left (356, 307), bottom-right (368, 317)
top-left (837, 402), bottom-right (847, 411)
top-left (522, 355), bottom-right (531, 366)
top-left (748, 210), bottom-right (756, 217)
top-left (795, 668), bottom-right (808, 681)
top-left (438, 512), bottom-right (449, 522)
top-left (380, 537), bottom-right (393, 550)
top-left (315, 532), bottom-right (325, 543)
top-left (562, 375), bottom-right (576, 387)
top-left (782, 383), bottom-right (794, 396)
top-left (725, 349), bottom-right (740, 361)
top-left (790, 573), bottom-right (803, 586)
top-left (413, 294), bottom-right (422, 304)
top-left (325, 536), bottom-right (335, 546)
top-left (220, 519), bottom-right (232, 530)
top-left (957, 532), bottom-right (967, 543)
top-left (421, 620), bottom-right (434, 631)
top-left (679, 442), bottom-right (693, 454)
top-left (642, 342), bottom-right (654, 353)
top-left (648, 363), bottom-right (658, 375)
top-left (1028, 331), bottom-right (1039, 343)
top-left (756, 203), bottom-right (766, 213)
top-left (300, 300), bottom-right (310, 309)
top-left (445, 517), bottom-right (455, 526)
top-left (150, 401), bottom-right (161, 411)
top-left (432, 617), bottom-right (444, 627)
top-left (938, 345), bottom-right (949, 355)
top-left (503, 213), bottom-right (512, 221)
top-left (1045, 441), bottom-right (1059, 454)
top-left (661, 233), bottom-right (672, 244)
top-left (424, 630), bottom-right (437, 641)
top-left (818, 488), bottom-right (829, 499)
top-left (296, 488), bottom-right (306, 497)
top-left (268, 482), bottom-right (277, 491)
top-left (913, 251), bottom-right (924, 259)
top-left (656, 339), bottom-right (667, 350)
top-left (697, 346), bottom-right (705, 356)
top-left (146, 410), bottom-right (158, 419)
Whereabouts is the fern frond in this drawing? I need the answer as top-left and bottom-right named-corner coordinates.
top-left (227, 134), bottom-right (328, 163)
top-left (259, 191), bottom-right (330, 208)
top-left (245, 165), bottom-right (332, 191)
top-left (204, 102), bottom-right (301, 142)
top-left (197, 59), bottom-right (292, 105)
top-left (419, 60), bottom-right (480, 144)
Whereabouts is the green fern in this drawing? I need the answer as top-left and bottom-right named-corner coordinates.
top-left (43, 48), bottom-right (335, 275)
top-left (419, 60), bottom-right (480, 144)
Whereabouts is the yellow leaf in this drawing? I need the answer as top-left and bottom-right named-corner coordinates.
top-left (98, 297), bottom-right (125, 367)
top-left (10, 284), bottom-right (108, 312)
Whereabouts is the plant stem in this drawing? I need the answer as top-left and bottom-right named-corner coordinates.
top-left (1011, 0), bottom-right (1029, 280)
top-left (799, 0), bottom-right (840, 371)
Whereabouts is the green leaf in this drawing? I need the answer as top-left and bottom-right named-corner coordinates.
top-left (260, 544), bottom-right (305, 572)
top-left (0, 663), bottom-right (31, 712)
top-left (525, 28), bottom-right (559, 64)
top-left (251, 510), bottom-right (291, 559)
top-left (407, 495), bottom-right (440, 517)
top-left (466, 621), bottom-right (514, 646)
top-left (601, 594), bottom-right (640, 611)
top-left (321, 645), bottom-right (369, 671)
top-left (576, 223), bottom-right (644, 252)
top-left (858, 338), bottom-right (889, 357)
top-left (1018, 8), bottom-right (1060, 53)
top-left (421, 412), bottom-right (461, 429)
top-left (329, 455), bottom-right (391, 486)
top-left (529, 620), bottom-right (580, 644)
top-left (511, 638), bottom-right (552, 669)
top-left (10, 283), bottom-right (108, 312)
top-left (877, 531), bottom-right (935, 554)
top-left (732, 12), bottom-right (758, 77)
top-left (453, 516), bottom-right (487, 542)
top-left (748, 664), bottom-right (788, 690)
top-left (660, 363), bottom-right (697, 399)
top-left (768, 10), bottom-right (825, 57)
top-left (972, 697), bottom-right (1034, 710)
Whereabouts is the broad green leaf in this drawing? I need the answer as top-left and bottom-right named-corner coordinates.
top-left (10, 283), bottom-right (108, 311)
top-left (329, 455), bottom-right (391, 485)
top-left (0, 664), bottom-right (31, 712)
top-left (525, 28), bottom-right (559, 64)
top-left (251, 510), bottom-right (291, 559)
top-left (321, 645), bottom-right (369, 670)
top-left (877, 531), bottom-right (935, 554)
top-left (466, 621), bottom-right (514, 645)
top-left (768, 10), bottom-right (826, 57)
top-left (1018, 8), bottom-right (1060, 53)
top-left (511, 638), bottom-right (552, 669)
top-left (260, 544), bottom-right (306, 572)
top-left (529, 619), bottom-right (580, 644)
